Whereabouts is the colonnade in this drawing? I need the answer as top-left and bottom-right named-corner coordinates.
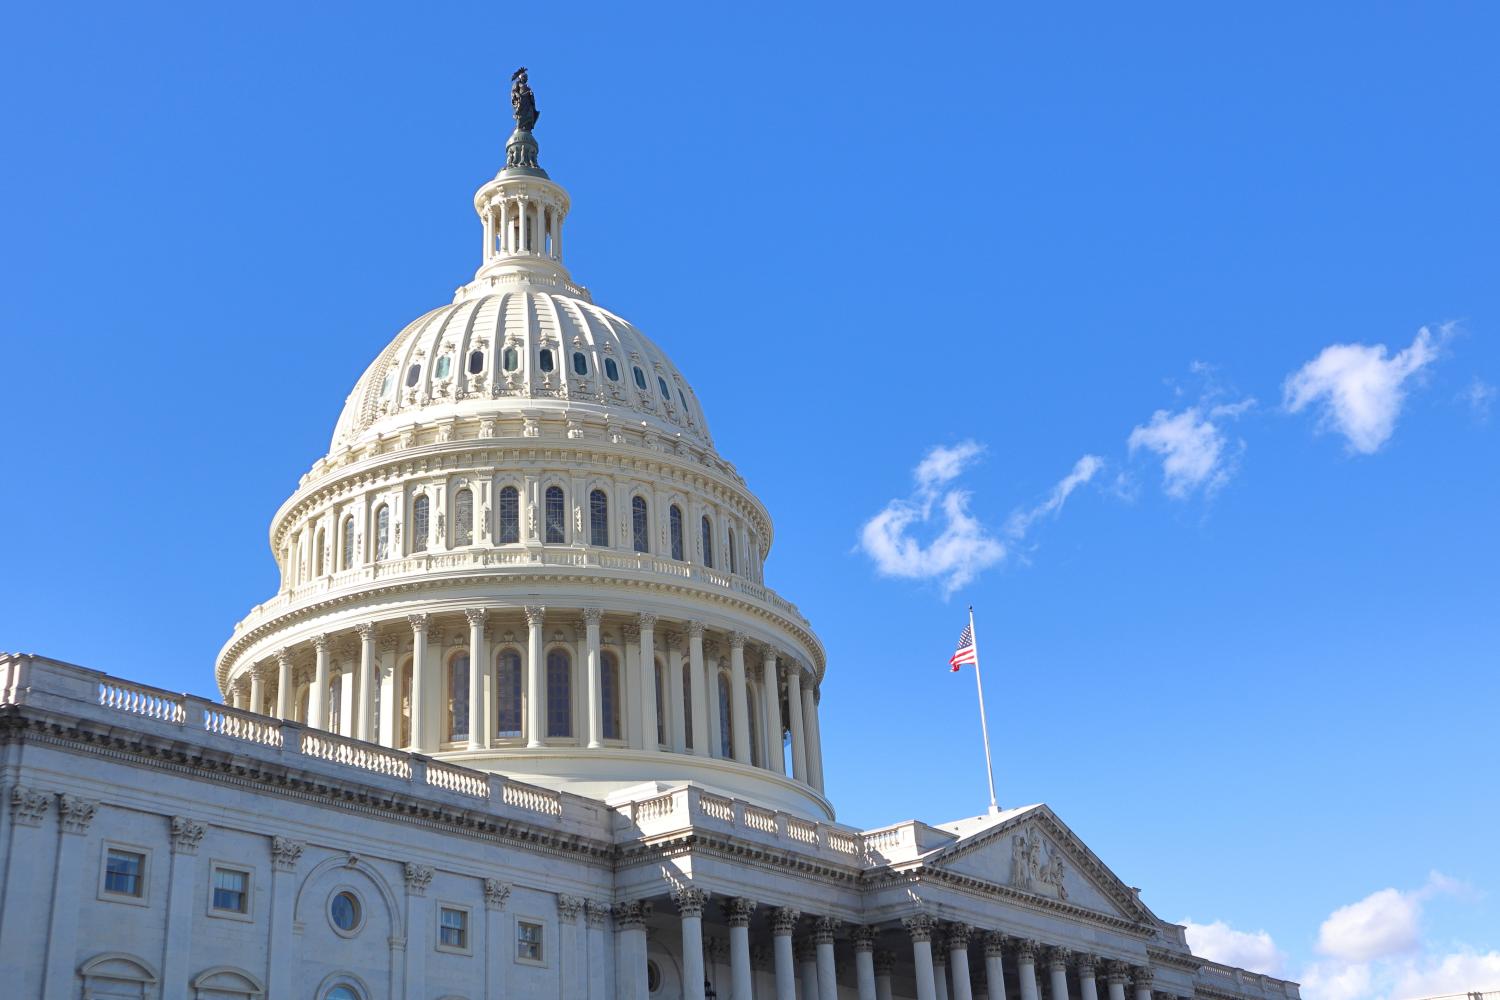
top-left (228, 607), bottom-right (826, 792)
top-left (635, 894), bottom-right (1167, 1000)
top-left (481, 192), bottom-right (564, 261)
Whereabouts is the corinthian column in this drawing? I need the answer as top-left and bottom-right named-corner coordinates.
top-left (1077, 954), bottom-right (1099, 1000)
top-left (687, 622), bottom-right (709, 757)
top-left (1015, 940), bottom-right (1040, 1000)
top-left (762, 645), bottom-right (784, 772)
top-left (674, 886), bottom-right (709, 1000)
top-left (309, 634), bottom-right (331, 730)
top-left (1131, 967), bottom-right (1153, 1000)
top-left (249, 664), bottom-right (265, 715)
top-left (771, 907), bottom-right (800, 1000)
top-left (983, 932), bottom-right (1008, 1000)
top-left (852, 926), bottom-right (878, 1000)
top-left (725, 897), bottom-right (756, 1000)
top-left (728, 632), bottom-right (751, 763)
top-left (814, 916), bottom-right (840, 1000)
top-left (275, 648), bottom-right (293, 719)
top-left (465, 609), bottom-right (487, 750)
top-left (785, 664), bottom-right (808, 782)
top-left (408, 614), bottom-right (430, 750)
top-left (903, 914), bottom-right (938, 1000)
top-left (875, 950), bottom-right (896, 1000)
top-left (803, 684), bottom-right (824, 791)
top-left (584, 608), bottom-right (604, 748)
top-left (525, 605), bottom-right (545, 748)
top-left (1048, 947), bottom-right (1071, 1000)
top-left (1104, 961), bottom-right (1129, 1000)
top-left (638, 614), bottom-right (658, 748)
top-left (356, 623), bottom-right (377, 741)
top-left (666, 632), bottom-right (687, 752)
top-left (948, 924), bottom-right (974, 1000)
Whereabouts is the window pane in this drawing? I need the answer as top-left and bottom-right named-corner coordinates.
top-left (604, 358), bottom-right (619, 381)
top-left (105, 849), bottom-right (143, 896)
top-left (518, 921), bottom-right (543, 961)
top-left (331, 891), bottom-right (360, 931)
top-left (572, 352), bottom-right (588, 376)
top-left (212, 867), bottom-right (248, 912)
top-left (449, 653), bottom-right (470, 741)
top-left (342, 517), bottom-right (354, 570)
top-left (376, 506), bottom-right (390, 560)
top-left (654, 661), bottom-right (666, 746)
top-left (589, 490), bottom-right (608, 547)
top-left (632, 366), bottom-right (648, 390)
top-left (727, 527), bottom-right (737, 574)
top-left (455, 488), bottom-right (474, 545)
top-left (545, 486), bottom-right (565, 544)
top-left (657, 375), bottom-right (671, 399)
top-left (468, 350), bottom-right (484, 374)
top-left (380, 372), bottom-right (394, 396)
top-left (498, 486), bottom-right (520, 543)
top-left (601, 651), bottom-right (620, 740)
top-left (547, 650), bottom-right (571, 737)
top-left (405, 364), bottom-right (421, 388)
top-left (718, 672), bottom-right (733, 758)
top-left (669, 506), bottom-right (684, 561)
top-left (631, 496), bottom-right (649, 553)
top-left (497, 650), bottom-right (522, 737)
top-left (682, 663), bottom-right (694, 750)
top-left (701, 516), bottom-right (713, 568)
top-left (435, 355), bottom-right (451, 379)
top-left (502, 346), bottom-right (518, 372)
top-left (412, 495), bottom-right (429, 552)
top-left (440, 907), bottom-right (468, 948)
top-left (539, 349), bottom-right (554, 373)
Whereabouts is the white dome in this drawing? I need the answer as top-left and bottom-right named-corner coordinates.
top-left (330, 289), bottom-right (715, 454)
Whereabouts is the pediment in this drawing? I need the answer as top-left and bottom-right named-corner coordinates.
top-left (920, 805), bottom-right (1156, 925)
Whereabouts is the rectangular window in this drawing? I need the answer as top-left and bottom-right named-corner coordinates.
top-left (103, 848), bottom-right (145, 898)
top-left (517, 920), bottom-right (545, 963)
top-left (211, 866), bottom-right (249, 914)
top-left (439, 906), bottom-right (469, 950)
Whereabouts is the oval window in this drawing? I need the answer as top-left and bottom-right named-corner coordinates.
top-left (435, 355), bottom-right (451, 379)
top-left (678, 387), bottom-right (688, 408)
top-left (604, 358), bottom-right (620, 381)
top-left (380, 372), bottom-right (394, 396)
top-left (502, 347), bottom-right (518, 372)
top-left (539, 349), bottom-right (555, 373)
top-left (405, 364), bottom-right (421, 388)
top-left (633, 366), bottom-right (647, 390)
top-left (657, 376), bottom-right (671, 399)
top-left (330, 890), bottom-right (362, 933)
top-left (468, 350), bottom-right (485, 374)
top-left (572, 352), bottom-right (588, 376)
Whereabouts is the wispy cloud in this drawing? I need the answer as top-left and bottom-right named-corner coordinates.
top-left (1127, 398), bottom-right (1253, 499)
top-left (1283, 325), bottom-right (1445, 453)
top-left (1460, 376), bottom-right (1495, 423)
top-left (1005, 454), bottom-right (1104, 538)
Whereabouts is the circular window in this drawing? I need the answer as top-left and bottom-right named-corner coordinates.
top-left (330, 890), bottom-right (362, 935)
top-left (646, 960), bottom-right (662, 993)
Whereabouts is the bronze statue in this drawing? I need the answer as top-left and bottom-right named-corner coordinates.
top-left (511, 67), bottom-right (539, 132)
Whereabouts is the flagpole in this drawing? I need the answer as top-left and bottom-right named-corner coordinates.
top-left (969, 605), bottom-right (1000, 814)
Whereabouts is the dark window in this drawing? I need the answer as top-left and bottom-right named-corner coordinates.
top-left (405, 364), bottom-right (421, 388)
top-left (468, 350), bottom-right (485, 374)
top-left (545, 486), bottom-right (566, 543)
top-left (546, 650), bottom-right (572, 737)
top-left (448, 653), bottom-right (469, 741)
top-left (633, 366), bottom-right (648, 390)
top-left (412, 495), bottom-right (429, 552)
top-left (496, 649), bottom-right (522, 737)
top-left (331, 891), bottom-right (361, 931)
top-left (631, 496), bottom-right (649, 553)
top-left (658, 375), bottom-right (671, 399)
top-left (601, 651), bottom-right (621, 740)
top-left (718, 671), bottom-right (733, 757)
top-left (572, 352), bottom-right (588, 376)
top-left (701, 515), bottom-right (714, 568)
top-left (502, 346), bottom-right (519, 372)
top-left (669, 505), bottom-right (684, 561)
top-left (654, 660), bottom-right (666, 746)
top-left (211, 866), bottom-right (248, 913)
top-left (604, 358), bottom-right (620, 381)
top-left (498, 486), bottom-right (520, 543)
top-left (104, 849), bottom-right (144, 896)
top-left (682, 663), bottom-right (694, 749)
top-left (539, 349), bottom-right (554, 373)
top-left (727, 527), bottom-right (737, 574)
top-left (454, 487), bottom-right (474, 545)
top-left (589, 489), bottom-right (609, 546)
top-left (678, 388), bottom-right (688, 409)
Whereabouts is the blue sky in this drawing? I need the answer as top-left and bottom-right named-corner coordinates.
top-left (2, 4), bottom-right (1496, 996)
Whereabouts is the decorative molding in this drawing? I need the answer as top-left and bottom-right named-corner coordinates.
top-left (170, 816), bottom-right (206, 855)
top-left (403, 862), bottom-right (434, 896)
top-left (482, 878), bottom-right (511, 910)
top-left (57, 794), bottom-right (98, 834)
top-left (270, 836), bottom-right (304, 872)
top-left (10, 785), bottom-right (50, 827)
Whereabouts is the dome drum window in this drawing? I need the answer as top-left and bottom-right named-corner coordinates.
top-left (604, 358), bottom-right (620, 381)
top-left (632, 366), bottom-right (648, 390)
top-left (405, 364), bottom-right (422, 388)
top-left (631, 496), bottom-right (649, 553)
top-left (589, 489), bottom-right (609, 547)
top-left (544, 486), bottom-right (566, 544)
top-left (572, 351), bottom-right (589, 376)
top-left (467, 349), bottom-right (485, 374)
top-left (412, 495), bottom-right (430, 553)
top-left (434, 355), bottom-right (452, 379)
top-left (539, 349), bottom-right (555, 373)
top-left (498, 486), bottom-right (520, 544)
top-left (502, 346), bottom-right (519, 372)
top-left (454, 487), bottom-right (474, 546)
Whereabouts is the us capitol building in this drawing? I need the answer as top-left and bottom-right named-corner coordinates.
top-left (0, 73), bottom-right (1300, 1000)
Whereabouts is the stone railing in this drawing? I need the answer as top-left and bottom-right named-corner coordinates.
top-left (1197, 959), bottom-right (1302, 998)
top-left (0, 653), bottom-right (600, 838)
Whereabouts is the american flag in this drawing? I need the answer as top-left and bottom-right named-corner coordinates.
top-left (949, 623), bottom-right (977, 671)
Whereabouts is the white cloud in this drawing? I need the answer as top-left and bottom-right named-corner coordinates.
top-left (1283, 325), bottom-right (1443, 453)
top-left (1127, 400), bottom-right (1251, 498)
top-left (1316, 887), bottom-right (1423, 962)
top-left (1389, 948), bottom-right (1500, 998)
top-left (858, 441), bottom-right (1006, 595)
top-left (1004, 454), bottom-right (1104, 538)
top-left (1182, 919), bottom-right (1285, 976)
top-left (1461, 377), bottom-right (1495, 423)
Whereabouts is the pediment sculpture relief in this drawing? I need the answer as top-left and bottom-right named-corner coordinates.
top-left (1010, 825), bottom-right (1068, 900)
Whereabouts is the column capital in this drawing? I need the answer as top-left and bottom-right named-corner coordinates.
top-left (902, 913), bottom-right (936, 942)
top-left (850, 925), bottom-right (878, 951)
top-left (1132, 966), bottom-right (1155, 989)
top-left (760, 642), bottom-right (782, 662)
top-left (638, 612), bottom-right (658, 630)
top-left (724, 897), bottom-right (757, 928)
top-left (354, 622), bottom-right (377, 641)
top-left (771, 906), bottom-right (801, 935)
top-left (612, 900), bottom-right (653, 931)
top-left (727, 630), bottom-right (747, 649)
top-left (402, 862), bottom-right (434, 896)
top-left (407, 612), bottom-right (430, 632)
top-left (465, 608), bottom-right (489, 628)
top-left (1077, 953), bottom-right (1097, 978)
top-left (1048, 945), bottom-right (1071, 971)
top-left (686, 620), bottom-right (706, 639)
top-left (946, 922), bottom-right (972, 948)
top-left (581, 607), bottom-right (604, 627)
top-left (313, 632), bottom-right (332, 650)
top-left (585, 899), bottom-right (610, 929)
top-left (523, 605), bottom-right (545, 626)
top-left (672, 885), bottom-right (709, 918)
top-left (556, 894), bottom-right (585, 923)
top-left (1106, 960), bottom-right (1130, 985)
top-left (483, 878), bottom-right (511, 910)
top-left (270, 836), bottom-right (304, 872)
top-left (812, 915), bottom-right (841, 944)
top-left (932, 938), bottom-right (948, 965)
top-left (275, 647), bottom-right (294, 667)
top-left (983, 930), bottom-right (1007, 957)
top-left (1014, 938), bottom-right (1038, 962)
top-left (57, 793), bottom-right (98, 835)
top-left (9, 785), bottom-right (49, 827)
top-left (169, 816), bottom-right (206, 855)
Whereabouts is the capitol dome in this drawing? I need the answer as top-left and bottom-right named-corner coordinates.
top-left (216, 96), bottom-right (830, 819)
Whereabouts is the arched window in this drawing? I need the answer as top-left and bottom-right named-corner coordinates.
top-left (468, 349), bottom-right (485, 374)
top-left (654, 658), bottom-right (667, 747)
top-left (572, 351), bottom-right (589, 376)
top-left (539, 349), bottom-right (555, 373)
top-left (718, 671), bottom-right (733, 758)
top-left (375, 506), bottom-right (390, 560)
top-left (604, 357), bottom-right (620, 381)
top-left (498, 485), bottom-right (520, 544)
top-left (455, 487), bottom-right (474, 545)
top-left (682, 662), bottom-right (694, 750)
top-left (448, 653), bottom-right (469, 742)
top-left (601, 650), bottom-right (621, 740)
top-left (669, 505), bottom-right (684, 561)
top-left (412, 495), bottom-right (429, 552)
top-left (748, 693), bottom-right (761, 767)
top-left (633, 366), bottom-right (648, 390)
top-left (496, 649), bottom-right (522, 738)
top-left (701, 515), bottom-right (714, 568)
top-left (325, 986), bottom-right (362, 1000)
top-left (657, 375), bottom-right (671, 399)
top-left (546, 650), bottom-right (572, 738)
top-left (632, 496), bottom-right (649, 553)
top-left (545, 486), bottom-right (566, 543)
top-left (502, 346), bottom-right (519, 372)
top-left (314, 527), bottom-right (326, 576)
top-left (341, 516), bottom-right (354, 570)
top-left (727, 526), bottom-right (737, 575)
top-left (589, 489), bottom-right (609, 546)
top-left (405, 363), bottom-right (421, 388)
